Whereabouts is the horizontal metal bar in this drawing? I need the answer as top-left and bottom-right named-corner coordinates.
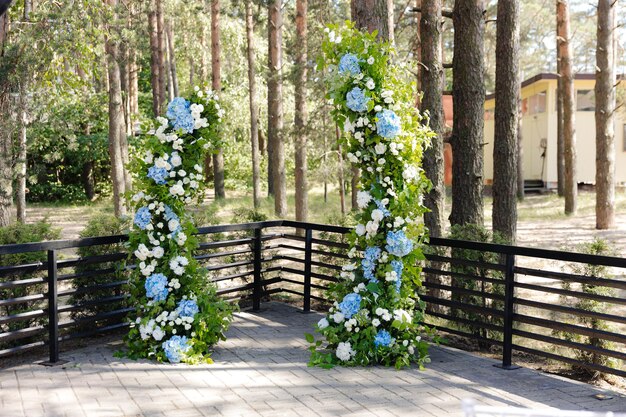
top-left (216, 282), bottom-right (256, 296)
top-left (514, 281), bottom-right (626, 305)
top-left (420, 321), bottom-right (504, 347)
top-left (515, 266), bottom-right (626, 290)
top-left (512, 328), bottom-right (626, 362)
top-left (310, 248), bottom-right (350, 260)
top-left (210, 270), bottom-right (254, 283)
top-left (206, 260), bottom-right (254, 272)
top-left (198, 237), bottom-right (254, 251)
top-left (0, 325), bottom-right (46, 343)
top-left (425, 253), bottom-right (506, 273)
top-left (57, 267), bottom-right (118, 283)
top-left (195, 248), bottom-right (253, 261)
top-left (425, 309), bottom-right (504, 333)
top-left (514, 297), bottom-right (626, 326)
top-left (57, 295), bottom-right (129, 314)
top-left (281, 220), bottom-right (350, 234)
top-left (58, 308), bottom-right (134, 329)
top-left (57, 280), bottom-right (128, 298)
top-left (60, 322), bottom-right (130, 342)
top-left (0, 309), bottom-right (46, 326)
top-left (421, 281), bottom-right (505, 302)
top-left (422, 267), bottom-right (505, 286)
top-left (0, 293), bottom-right (46, 308)
top-left (0, 262), bottom-right (45, 277)
top-left (514, 313), bottom-right (626, 344)
top-left (0, 277), bottom-right (46, 291)
top-left (280, 277), bottom-right (328, 291)
top-left (511, 344), bottom-right (626, 379)
top-left (420, 295), bottom-right (505, 318)
top-left (56, 252), bottom-right (127, 270)
top-left (0, 234), bottom-right (129, 255)
top-left (279, 288), bottom-right (328, 302)
top-left (0, 340), bottom-right (46, 358)
top-left (311, 238), bottom-right (349, 250)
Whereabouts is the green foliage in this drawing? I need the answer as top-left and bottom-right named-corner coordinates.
top-left (309, 23), bottom-right (434, 369)
top-left (0, 221), bottom-right (60, 348)
top-left (123, 89), bottom-right (233, 364)
top-left (70, 215), bottom-right (130, 327)
top-left (555, 238), bottom-right (620, 380)
top-left (447, 224), bottom-right (508, 348)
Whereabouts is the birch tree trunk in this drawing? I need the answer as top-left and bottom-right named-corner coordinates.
top-left (557, 0), bottom-right (577, 215)
top-left (245, 0), bottom-right (261, 209)
top-left (294, 0), bottom-right (308, 222)
top-left (595, 0), bottom-right (616, 229)
top-left (492, 0), bottom-right (520, 243)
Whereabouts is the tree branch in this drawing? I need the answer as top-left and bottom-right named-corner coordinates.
top-left (408, 6), bottom-right (453, 19)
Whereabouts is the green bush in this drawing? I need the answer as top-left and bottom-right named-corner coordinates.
top-left (0, 221), bottom-right (60, 347)
top-left (447, 224), bottom-right (508, 349)
top-left (555, 238), bottom-right (620, 380)
top-left (70, 215), bottom-right (129, 327)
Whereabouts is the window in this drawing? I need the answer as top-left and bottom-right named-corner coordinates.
top-left (576, 89), bottom-right (595, 111)
top-left (523, 91), bottom-right (547, 115)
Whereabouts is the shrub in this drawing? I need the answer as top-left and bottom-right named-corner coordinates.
top-left (70, 215), bottom-right (129, 328)
top-left (0, 221), bottom-right (60, 347)
top-left (447, 224), bottom-right (508, 349)
top-left (555, 238), bottom-right (620, 380)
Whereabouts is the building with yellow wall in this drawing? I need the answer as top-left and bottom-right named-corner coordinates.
top-left (483, 73), bottom-right (626, 190)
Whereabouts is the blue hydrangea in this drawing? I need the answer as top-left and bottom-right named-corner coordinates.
top-left (339, 293), bottom-right (362, 319)
top-left (362, 246), bottom-right (382, 282)
top-left (346, 87), bottom-right (370, 113)
top-left (374, 329), bottom-right (392, 347)
top-left (163, 205), bottom-right (179, 222)
top-left (338, 53), bottom-right (361, 76)
top-left (385, 230), bottom-right (414, 258)
top-left (176, 299), bottom-right (199, 318)
top-left (145, 273), bottom-right (169, 302)
top-left (376, 109), bottom-right (401, 138)
top-left (166, 97), bottom-right (195, 133)
top-left (147, 165), bottom-right (168, 185)
top-left (391, 260), bottom-right (404, 293)
top-left (134, 206), bottom-right (152, 230)
top-left (374, 199), bottom-right (391, 217)
top-left (162, 335), bottom-right (191, 363)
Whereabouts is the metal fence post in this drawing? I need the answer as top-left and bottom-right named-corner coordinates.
top-left (500, 253), bottom-right (518, 370)
top-left (46, 249), bottom-right (60, 364)
top-left (252, 227), bottom-right (262, 311)
top-left (303, 228), bottom-right (313, 312)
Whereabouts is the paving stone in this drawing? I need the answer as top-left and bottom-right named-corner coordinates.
top-left (1, 302), bottom-right (625, 417)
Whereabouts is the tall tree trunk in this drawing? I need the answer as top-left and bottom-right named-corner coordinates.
top-left (420, 0), bottom-right (445, 239)
top-left (517, 99), bottom-right (525, 200)
top-left (129, 47), bottom-right (139, 117)
top-left (351, 166), bottom-right (359, 210)
top-left (557, 0), bottom-right (577, 215)
top-left (156, 0), bottom-right (166, 111)
top-left (148, 2), bottom-right (161, 117)
top-left (189, 57), bottom-right (195, 87)
top-left (450, 0), bottom-right (485, 227)
top-left (268, 0), bottom-right (286, 216)
top-left (556, 46), bottom-right (565, 196)
top-left (351, 0), bottom-right (394, 42)
top-left (595, 0), bottom-right (616, 230)
top-left (245, 0), bottom-right (261, 209)
top-left (294, 0), bottom-right (308, 222)
top-left (15, 0), bottom-right (31, 224)
top-left (211, 0), bottom-right (225, 200)
top-left (164, 30), bottom-right (174, 102)
top-left (200, 30), bottom-right (207, 82)
top-left (492, 0), bottom-right (520, 243)
top-left (105, 0), bottom-right (128, 218)
top-left (0, 12), bottom-right (12, 226)
top-left (120, 42), bottom-right (132, 136)
top-left (165, 21), bottom-right (179, 98)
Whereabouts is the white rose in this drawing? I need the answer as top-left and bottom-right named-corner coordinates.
top-left (367, 56), bottom-right (375, 65)
top-left (318, 318), bottom-right (329, 330)
top-left (355, 224), bottom-right (366, 236)
top-left (366, 79), bottom-right (375, 90)
top-left (152, 327), bottom-right (165, 341)
top-left (371, 209), bottom-right (384, 222)
top-left (332, 312), bottom-right (345, 323)
top-left (356, 191), bottom-right (372, 209)
top-left (375, 143), bottom-right (387, 155)
top-left (372, 318), bottom-right (380, 327)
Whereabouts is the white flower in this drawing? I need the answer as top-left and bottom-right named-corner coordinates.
top-left (355, 224), bottom-right (366, 236)
top-left (385, 271), bottom-right (398, 282)
top-left (348, 247), bottom-right (357, 258)
top-left (328, 30), bottom-right (336, 42)
top-left (176, 232), bottom-right (187, 246)
top-left (134, 244), bottom-right (151, 261)
top-left (168, 219), bottom-right (180, 232)
top-left (371, 209), bottom-right (384, 222)
top-left (375, 143), bottom-right (387, 155)
top-left (365, 221), bottom-right (379, 237)
top-left (365, 79), bottom-right (375, 90)
top-left (356, 191), bottom-right (372, 209)
top-left (394, 309), bottom-right (412, 324)
top-left (332, 312), bottom-right (345, 323)
top-left (143, 151), bottom-right (154, 164)
top-left (169, 256), bottom-right (189, 276)
top-left (170, 152), bottom-right (182, 167)
top-left (194, 164), bottom-right (203, 173)
top-left (152, 326), bottom-right (165, 341)
top-left (347, 153), bottom-right (358, 164)
top-left (152, 246), bottom-right (164, 259)
top-left (375, 308), bottom-right (384, 316)
top-left (374, 105), bottom-right (382, 112)
top-left (367, 56), bottom-right (375, 65)
top-left (343, 118), bottom-right (354, 133)
top-left (408, 345), bottom-right (415, 355)
top-left (336, 342), bottom-right (355, 361)
top-left (372, 318), bottom-right (380, 327)
top-left (318, 318), bottom-right (329, 330)
top-left (382, 311), bottom-right (392, 321)
top-left (403, 165), bottom-right (418, 182)
top-left (169, 182), bottom-right (185, 196)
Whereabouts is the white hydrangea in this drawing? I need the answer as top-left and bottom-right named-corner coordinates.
top-left (355, 224), bottom-right (366, 236)
top-left (318, 318), bottom-right (329, 330)
top-left (134, 244), bottom-right (151, 261)
top-left (356, 191), bottom-right (372, 209)
top-left (371, 209), bottom-right (384, 222)
top-left (152, 326), bottom-right (165, 341)
top-left (403, 165), bottom-right (418, 182)
top-left (336, 342), bottom-right (356, 361)
top-left (170, 152), bottom-right (182, 167)
top-left (169, 256), bottom-right (189, 276)
top-left (168, 219), bottom-right (180, 232)
top-left (365, 78), bottom-right (375, 90)
top-left (374, 143), bottom-right (387, 155)
top-left (332, 312), bottom-right (345, 323)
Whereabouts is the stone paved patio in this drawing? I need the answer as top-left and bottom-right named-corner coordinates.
top-left (1, 302), bottom-right (625, 417)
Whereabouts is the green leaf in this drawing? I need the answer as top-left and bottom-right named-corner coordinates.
top-left (305, 333), bottom-right (315, 344)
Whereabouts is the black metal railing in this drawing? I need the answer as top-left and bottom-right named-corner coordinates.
top-left (1, 220), bottom-right (625, 378)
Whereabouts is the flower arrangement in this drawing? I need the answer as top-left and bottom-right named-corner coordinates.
top-left (123, 87), bottom-right (233, 364)
top-left (307, 22), bottom-right (436, 369)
